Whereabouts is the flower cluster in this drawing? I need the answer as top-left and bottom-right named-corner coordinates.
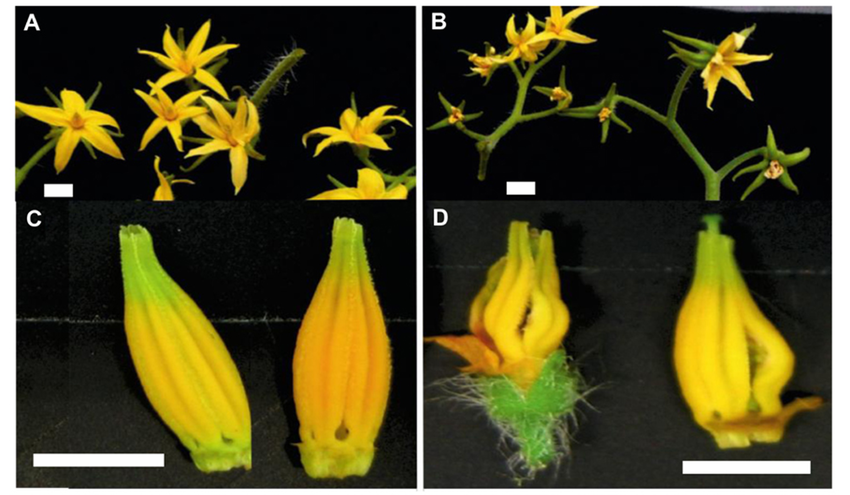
top-left (303, 93), bottom-right (415, 200)
top-left (136, 20), bottom-right (264, 197)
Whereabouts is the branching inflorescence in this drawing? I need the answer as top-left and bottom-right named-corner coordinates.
top-left (429, 7), bottom-right (812, 200)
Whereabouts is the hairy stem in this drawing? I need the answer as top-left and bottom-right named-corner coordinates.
top-left (250, 48), bottom-right (306, 108)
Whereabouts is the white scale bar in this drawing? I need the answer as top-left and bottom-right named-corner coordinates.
top-left (43, 184), bottom-right (74, 198)
top-left (683, 460), bottom-right (810, 475)
top-left (506, 181), bottom-right (536, 195)
top-left (33, 453), bottom-right (164, 468)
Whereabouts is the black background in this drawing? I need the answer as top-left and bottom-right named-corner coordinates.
top-left (424, 201), bottom-right (831, 488)
top-left (17, 201), bottom-right (416, 488)
top-left (423, 7), bottom-right (831, 201)
top-left (16, 7), bottom-right (416, 200)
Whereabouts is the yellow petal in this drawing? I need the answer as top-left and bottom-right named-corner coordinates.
top-left (60, 90), bottom-right (86, 115)
top-left (15, 101), bottom-right (69, 127)
top-left (152, 70), bottom-right (188, 91)
top-left (139, 118), bottom-right (167, 151)
top-left (521, 13), bottom-right (537, 42)
top-left (232, 96), bottom-right (248, 136)
top-left (725, 52), bottom-right (773, 67)
top-left (136, 89), bottom-right (165, 117)
top-left (178, 106), bottom-right (209, 121)
top-left (202, 96), bottom-right (234, 128)
top-left (185, 138), bottom-right (231, 158)
top-left (720, 65), bottom-right (754, 101)
top-left (702, 66), bottom-right (722, 110)
top-left (562, 6), bottom-right (599, 25)
top-left (425, 335), bottom-right (502, 375)
top-left (229, 146), bottom-right (249, 195)
top-left (244, 99), bottom-right (260, 139)
top-left (195, 43), bottom-right (239, 68)
top-left (174, 89), bottom-right (208, 109)
top-left (193, 114), bottom-right (228, 141)
top-left (382, 185), bottom-right (408, 200)
top-left (313, 135), bottom-right (353, 157)
top-left (166, 120), bottom-right (184, 152)
top-left (195, 69), bottom-right (230, 100)
top-left (186, 20), bottom-right (211, 60)
top-left (162, 25), bottom-right (183, 61)
top-left (153, 156), bottom-right (174, 201)
top-left (309, 187), bottom-right (364, 200)
top-left (83, 110), bottom-right (121, 129)
top-left (138, 49), bottom-right (179, 71)
top-left (506, 14), bottom-right (519, 45)
top-left (303, 127), bottom-right (343, 146)
top-left (339, 108), bottom-right (359, 137)
top-left (357, 133), bottom-right (390, 151)
top-left (54, 129), bottom-right (81, 173)
top-left (355, 168), bottom-right (386, 199)
top-left (80, 126), bottom-right (124, 160)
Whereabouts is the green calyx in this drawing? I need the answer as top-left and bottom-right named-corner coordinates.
top-left (476, 349), bottom-right (582, 476)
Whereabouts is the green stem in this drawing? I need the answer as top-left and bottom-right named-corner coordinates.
top-left (717, 147), bottom-right (766, 180)
top-left (476, 43), bottom-right (567, 181)
top-left (518, 106), bottom-right (560, 123)
top-left (615, 96), bottom-right (666, 125)
top-left (667, 66), bottom-right (695, 121)
top-left (250, 48), bottom-right (306, 108)
top-left (668, 120), bottom-right (718, 199)
top-left (180, 154), bottom-right (212, 173)
top-left (16, 138), bottom-right (59, 191)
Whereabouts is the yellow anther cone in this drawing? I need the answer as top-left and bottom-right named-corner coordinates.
top-left (674, 215), bottom-right (821, 448)
top-left (293, 217), bottom-right (391, 478)
top-left (119, 225), bottom-right (251, 472)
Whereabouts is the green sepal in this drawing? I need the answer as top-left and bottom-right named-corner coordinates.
top-left (668, 42), bottom-right (711, 69)
top-left (662, 30), bottom-right (717, 53)
top-left (350, 92), bottom-right (358, 115)
top-left (85, 82), bottom-right (103, 110)
top-left (437, 92), bottom-right (453, 113)
top-left (427, 117), bottom-right (451, 131)
top-left (463, 111), bottom-right (483, 122)
top-left (778, 171), bottom-right (799, 195)
top-left (206, 57), bottom-right (229, 78)
top-left (476, 349), bottom-right (581, 473)
top-left (532, 86), bottom-right (554, 98)
top-left (81, 139), bottom-right (98, 160)
top-left (44, 87), bottom-right (63, 108)
top-left (780, 148), bottom-right (810, 167)
top-left (732, 159), bottom-right (768, 181)
top-left (177, 26), bottom-right (186, 50)
top-left (245, 145), bottom-right (265, 161)
top-left (766, 126), bottom-right (779, 159)
top-left (741, 173), bottom-right (767, 200)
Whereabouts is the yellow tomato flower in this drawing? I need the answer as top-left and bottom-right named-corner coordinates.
top-left (674, 216), bottom-right (822, 449)
top-left (186, 96), bottom-right (260, 195)
top-left (135, 85), bottom-right (207, 152)
top-left (468, 46), bottom-right (500, 78)
top-left (302, 105), bottom-right (411, 157)
top-left (153, 156), bottom-right (195, 201)
top-left (503, 14), bottom-right (550, 63)
top-left (309, 168), bottom-right (407, 200)
top-left (138, 20), bottom-right (238, 100)
top-left (15, 89), bottom-right (124, 173)
top-left (427, 221), bottom-right (569, 389)
top-left (538, 6), bottom-right (598, 44)
top-left (293, 217), bottom-right (391, 478)
top-left (701, 26), bottom-right (772, 110)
